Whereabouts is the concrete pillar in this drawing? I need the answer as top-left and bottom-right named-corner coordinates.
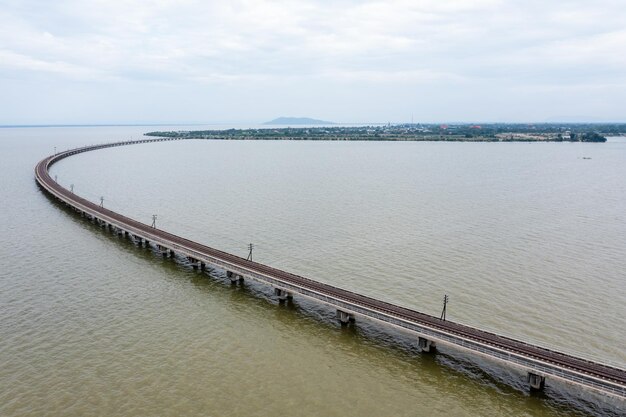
top-left (169, 249), bottom-right (175, 258)
top-left (227, 271), bottom-right (243, 284)
top-left (418, 337), bottom-right (436, 353)
top-left (527, 373), bottom-right (545, 391)
top-left (274, 288), bottom-right (292, 301)
top-left (200, 262), bottom-right (206, 271)
top-left (157, 245), bottom-right (168, 257)
top-left (336, 310), bottom-right (355, 325)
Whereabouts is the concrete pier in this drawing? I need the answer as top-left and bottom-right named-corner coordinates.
top-left (227, 271), bottom-right (244, 284)
top-left (157, 245), bottom-right (169, 257)
top-left (337, 310), bottom-right (355, 325)
top-left (418, 337), bottom-right (436, 353)
top-left (274, 288), bottom-right (292, 301)
top-left (528, 373), bottom-right (546, 391)
top-left (187, 257), bottom-right (199, 269)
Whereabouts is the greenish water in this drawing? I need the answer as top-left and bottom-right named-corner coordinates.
top-left (1, 126), bottom-right (624, 416)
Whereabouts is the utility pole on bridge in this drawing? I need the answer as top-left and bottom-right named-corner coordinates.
top-left (440, 294), bottom-right (449, 321)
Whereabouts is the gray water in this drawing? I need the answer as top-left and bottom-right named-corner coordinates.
top-left (1, 126), bottom-right (624, 416)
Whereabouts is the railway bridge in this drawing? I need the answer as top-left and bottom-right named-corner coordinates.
top-left (35, 138), bottom-right (626, 399)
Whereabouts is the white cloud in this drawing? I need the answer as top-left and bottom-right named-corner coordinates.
top-left (1, 0), bottom-right (625, 122)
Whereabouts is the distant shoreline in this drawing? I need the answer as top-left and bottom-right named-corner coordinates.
top-left (145, 124), bottom-right (620, 143)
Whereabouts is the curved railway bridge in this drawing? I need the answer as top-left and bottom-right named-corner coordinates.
top-left (35, 138), bottom-right (626, 399)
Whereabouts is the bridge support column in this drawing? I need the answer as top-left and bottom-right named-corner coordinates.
top-left (336, 310), bottom-right (355, 325)
top-left (274, 288), bottom-right (292, 301)
top-left (418, 337), bottom-right (436, 353)
top-left (527, 373), bottom-right (545, 391)
top-left (157, 245), bottom-right (168, 257)
top-left (227, 271), bottom-right (243, 284)
top-left (200, 262), bottom-right (206, 271)
top-left (187, 257), bottom-right (199, 269)
top-left (169, 249), bottom-right (175, 258)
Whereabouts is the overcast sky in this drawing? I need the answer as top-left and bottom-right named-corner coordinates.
top-left (1, 0), bottom-right (625, 124)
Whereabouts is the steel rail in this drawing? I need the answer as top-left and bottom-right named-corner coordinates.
top-left (34, 138), bottom-right (626, 398)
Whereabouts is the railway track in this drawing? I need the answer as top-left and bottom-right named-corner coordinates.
top-left (35, 138), bottom-right (626, 398)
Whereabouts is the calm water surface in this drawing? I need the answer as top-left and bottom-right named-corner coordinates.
top-left (1, 126), bottom-right (625, 416)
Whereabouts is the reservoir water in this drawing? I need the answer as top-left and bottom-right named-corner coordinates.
top-left (1, 126), bottom-right (625, 416)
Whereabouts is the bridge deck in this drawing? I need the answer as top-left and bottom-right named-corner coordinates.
top-left (35, 138), bottom-right (626, 399)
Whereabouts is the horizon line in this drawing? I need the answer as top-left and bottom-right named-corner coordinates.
top-left (2, 121), bottom-right (626, 128)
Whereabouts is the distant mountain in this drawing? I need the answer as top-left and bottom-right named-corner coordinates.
top-left (264, 117), bottom-right (334, 125)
